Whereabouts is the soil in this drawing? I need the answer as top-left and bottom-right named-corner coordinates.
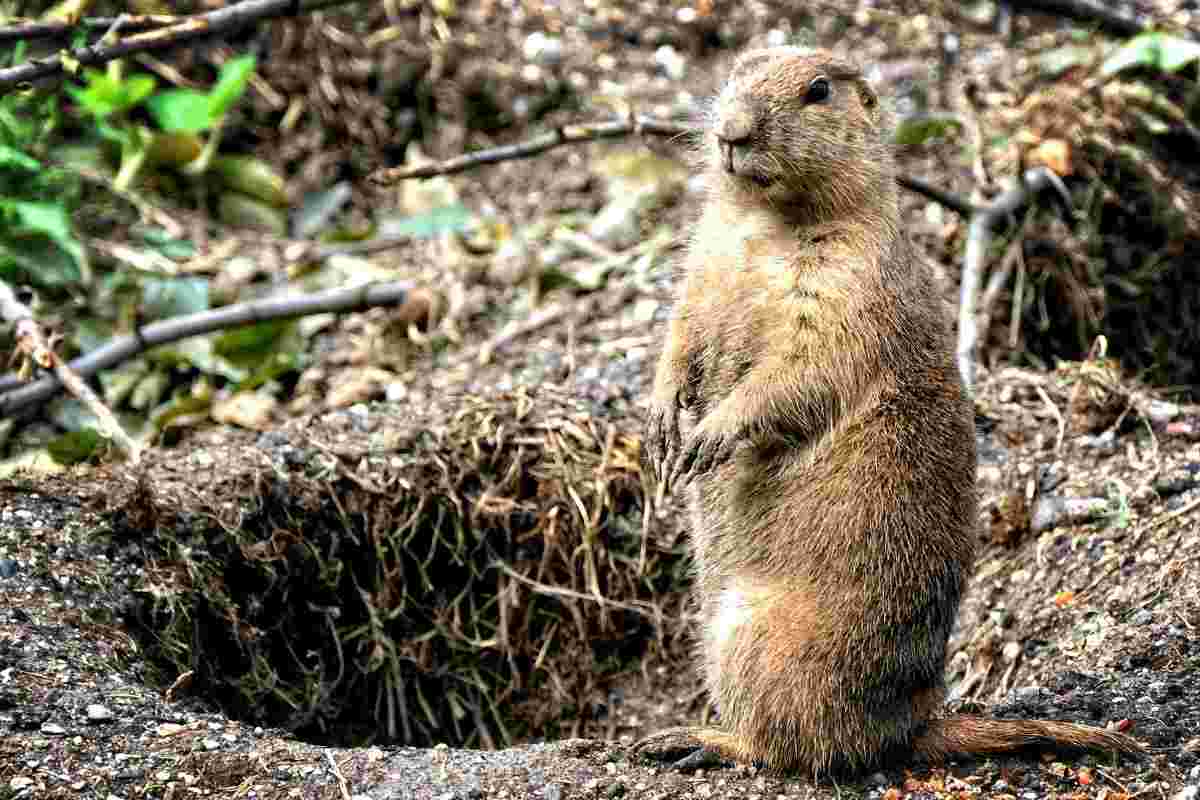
top-left (3, 1), bottom-right (1200, 798)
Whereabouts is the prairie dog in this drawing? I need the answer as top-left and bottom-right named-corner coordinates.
top-left (638, 46), bottom-right (1142, 776)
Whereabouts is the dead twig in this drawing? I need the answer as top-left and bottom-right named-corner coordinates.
top-left (896, 175), bottom-right (978, 218)
top-left (476, 304), bottom-right (572, 367)
top-left (1035, 385), bottom-right (1067, 452)
top-left (0, 14), bottom-right (177, 43)
top-left (491, 558), bottom-right (660, 620)
top-left (0, 281), bottom-right (421, 416)
top-left (473, 279), bottom-right (637, 367)
top-left (1004, 0), bottom-right (1148, 38)
top-left (956, 167), bottom-right (1073, 393)
top-left (370, 115), bottom-right (696, 184)
top-left (977, 225), bottom-right (1028, 358)
top-left (0, 279), bottom-right (141, 461)
top-left (324, 751), bottom-right (352, 800)
top-left (0, 0), bottom-right (360, 93)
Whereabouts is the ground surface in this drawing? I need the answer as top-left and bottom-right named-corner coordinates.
top-left (3, 0), bottom-right (1200, 798)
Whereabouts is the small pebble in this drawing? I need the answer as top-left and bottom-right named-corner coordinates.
top-left (1030, 495), bottom-right (1110, 533)
top-left (85, 704), bottom-right (114, 723)
top-left (523, 32), bottom-right (563, 66)
top-left (654, 45), bottom-right (687, 81)
top-left (40, 722), bottom-right (66, 736)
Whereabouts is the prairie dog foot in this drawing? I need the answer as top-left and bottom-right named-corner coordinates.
top-left (632, 727), bottom-right (744, 770)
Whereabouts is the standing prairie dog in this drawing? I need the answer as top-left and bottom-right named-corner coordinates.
top-left (638, 46), bottom-right (1142, 776)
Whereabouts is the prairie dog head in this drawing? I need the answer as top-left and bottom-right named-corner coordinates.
top-left (707, 47), bottom-right (893, 213)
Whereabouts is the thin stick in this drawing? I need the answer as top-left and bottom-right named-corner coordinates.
top-left (0, 0), bottom-right (361, 92)
top-left (897, 174), bottom-right (978, 218)
top-left (476, 304), bottom-right (570, 366)
top-left (324, 751), bottom-right (352, 800)
top-left (0, 14), bottom-right (178, 43)
top-left (0, 280), bottom-right (140, 460)
top-left (1007, 238), bottom-right (1028, 349)
top-left (977, 223), bottom-right (1028, 353)
top-left (369, 115), bottom-right (696, 184)
top-left (956, 167), bottom-right (1073, 393)
top-left (0, 281), bottom-right (420, 416)
top-left (492, 558), bottom-right (660, 619)
top-left (1035, 385), bottom-right (1066, 452)
top-left (1005, 0), bottom-right (1147, 37)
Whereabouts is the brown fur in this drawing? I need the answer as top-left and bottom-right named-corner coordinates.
top-left (638, 46), bottom-right (1143, 776)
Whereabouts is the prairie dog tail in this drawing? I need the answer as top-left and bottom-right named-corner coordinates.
top-left (912, 716), bottom-right (1144, 762)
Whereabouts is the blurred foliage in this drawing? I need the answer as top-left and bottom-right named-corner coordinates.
top-left (0, 45), bottom-right (88, 289)
top-left (0, 41), bottom-right (300, 465)
top-left (1101, 32), bottom-right (1200, 77)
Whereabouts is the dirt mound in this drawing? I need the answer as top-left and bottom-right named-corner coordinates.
top-left (105, 385), bottom-right (688, 748)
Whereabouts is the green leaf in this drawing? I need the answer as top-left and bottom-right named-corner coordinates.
top-left (0, 235), bottom-right (81, 287)
top-left (47, 428), bottom-right (104, 465)
top-left (379, 203), bottom-right (473, 239)
top-left (894, 114), bottom-right (965, 146)
top-left (138, 226), bottom-right (197, 259)
top-left (150, 385), bottom-right (215, 432)
top-left (7, 200), bottom-right (85, 270)
top-left (11, 200), bottom-right (69, 239)
top-left (1101, 32), bottom-right (1200, 77)
top-left (146, 89), bottom-right (215, 133)
top-left (67, 70), bottom-right (156, 117)
top-left (153, 338), bottom-right (246, 382)
top-left (141, 275), bottom-right (210, 319)
top-left (129, 370), bottom-right (171, 411)
top-left (214, 319), bottom-right (294, 366)
top-left (0, 144), bottom-right (41, 172)
top-left (207, 55), bottom-right (256, 119)
top-left (123, 75), bottom-right (158, 108)
top-left (1037, 45), bottom-right (1093, 78)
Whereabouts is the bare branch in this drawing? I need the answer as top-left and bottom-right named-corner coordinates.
top-left (0, 0), bottom-right (361, 93)
top-left (896, 175), bottom-right (978, 218)
top-left (0, 280), bottom-right (141, 460)
top-left (1003, 0), bottom-right (1149, 38)
top-left (956, 167), bottom-right (1073, 393)
top-left (0, 281), bottom-right (422, 417)
top-left (370, 116), bottom-right (697, 184)
top-left (0, 14), bottom-right (177, 43)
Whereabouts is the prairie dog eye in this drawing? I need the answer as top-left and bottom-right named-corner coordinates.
top-left (805, 77), bottom-right (831, 104)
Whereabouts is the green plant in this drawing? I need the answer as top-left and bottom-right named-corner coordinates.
top-left (1101, 31), bottom-right (1200, 77)
top-left (0, 45), bottom-right (87, 288)
top-left (68, 54), bottom-right (258, 190)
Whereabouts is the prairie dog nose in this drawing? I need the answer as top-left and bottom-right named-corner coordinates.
top-left (716, 107), bottom-right (754, 174)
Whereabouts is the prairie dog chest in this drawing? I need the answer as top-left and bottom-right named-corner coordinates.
top-left (686, 218), bottom-right (841, 342)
